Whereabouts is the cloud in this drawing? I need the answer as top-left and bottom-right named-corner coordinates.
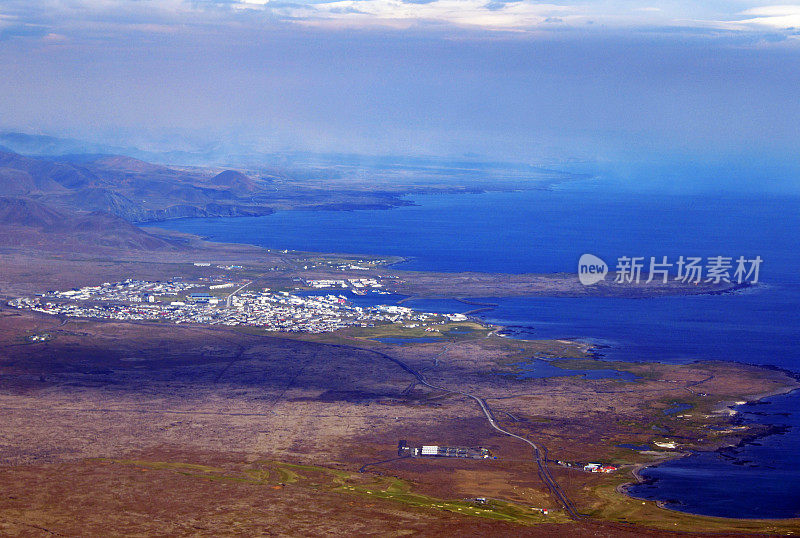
top-left (233, 0), bottom-right (800, 35)
top-left (42, 33), bottom-right (68, 43)
top-left (1, 0), bottom-right (800, 38)
top-left (282, 0), bottom-right (577, 29)
top-left (731, 5), bottom-right (800, 29)
top-left (1, 0), bottom-right (800, 165)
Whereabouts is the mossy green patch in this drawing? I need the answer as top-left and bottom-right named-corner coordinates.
top-left (97, 458), bottom-right (565, 526)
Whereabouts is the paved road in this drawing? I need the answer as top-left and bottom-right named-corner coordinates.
top-left (225, 281), bottom-right (251, 308)
top-left (374, 346), bottom-right (583, 519)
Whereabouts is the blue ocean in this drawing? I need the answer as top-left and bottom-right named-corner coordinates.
top-left (150, 183), bottom-right (800, 519)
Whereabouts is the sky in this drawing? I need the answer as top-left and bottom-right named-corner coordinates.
top-left (1, 0), bottom-right (800, 176)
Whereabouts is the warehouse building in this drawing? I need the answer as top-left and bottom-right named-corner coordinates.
top-left (398, 440), bottom-right (491, 459)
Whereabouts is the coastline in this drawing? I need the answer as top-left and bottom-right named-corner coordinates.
top-left (483, 330), bottom-right (800, 521)
top-left (619, 383), bottom-right (800, 520)
top-left (73, 198), bottom-right (800, 523)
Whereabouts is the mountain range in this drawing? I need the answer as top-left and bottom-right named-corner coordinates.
top-left (0, 133), bottom-right (585, 254)
top-left (0, 196), bottom-right (182, 252)
top-left (0, 148), bottom-right (276, 223)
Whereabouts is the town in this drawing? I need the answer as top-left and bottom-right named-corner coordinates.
top-left (8, 279), bottom-right (453, 334)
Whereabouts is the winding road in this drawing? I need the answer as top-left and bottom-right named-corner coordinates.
top-left (374, 345), bottom-right (584, 519)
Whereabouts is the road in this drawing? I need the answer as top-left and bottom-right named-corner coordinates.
top-left (373, 345), bottom-right (583, 519)
top-left (225, 281), bottom-right (251, 308)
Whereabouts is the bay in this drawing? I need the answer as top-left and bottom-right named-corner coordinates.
top-left (149, 185), bottom-right (800, 519)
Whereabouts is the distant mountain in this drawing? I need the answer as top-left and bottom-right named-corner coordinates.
top-left (57, 187), bottom-right (143, 220)
top-left (89, 155), bottom-right (172, 174)
top-left (0, 132), bottom-right (580, 229)
top-left (0, 149), bottom-right (274, 222)
top-left (0, 197), bottom-right (183, 251)
top-left (0, 150), bottom-right (98, 190)
top-left (0, 131), bottom-right (235, 166)
top-left (0, 196), bottom-right (64, 228)
top-left (0, 132), bottom-right (136, 159)
top-left (209, 170), bottom-right (257, 194)
top-left (0, 167), bottom-right (67, 195)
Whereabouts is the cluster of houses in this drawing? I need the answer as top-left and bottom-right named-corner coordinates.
top-left (556, 460), bottom-right (618, 473)
top-left (305, 278), bottom-right (386, 293)
top-left (193, 263), bottom-right (243, 270)
top-left (9, 279), bottom-right (449, 334)
top-left (583, 463), bottom-right (618, 473)
top-left (291, 256), bottom-right (391, 272)
top-left (37, 279), bottom-right (197, 303)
